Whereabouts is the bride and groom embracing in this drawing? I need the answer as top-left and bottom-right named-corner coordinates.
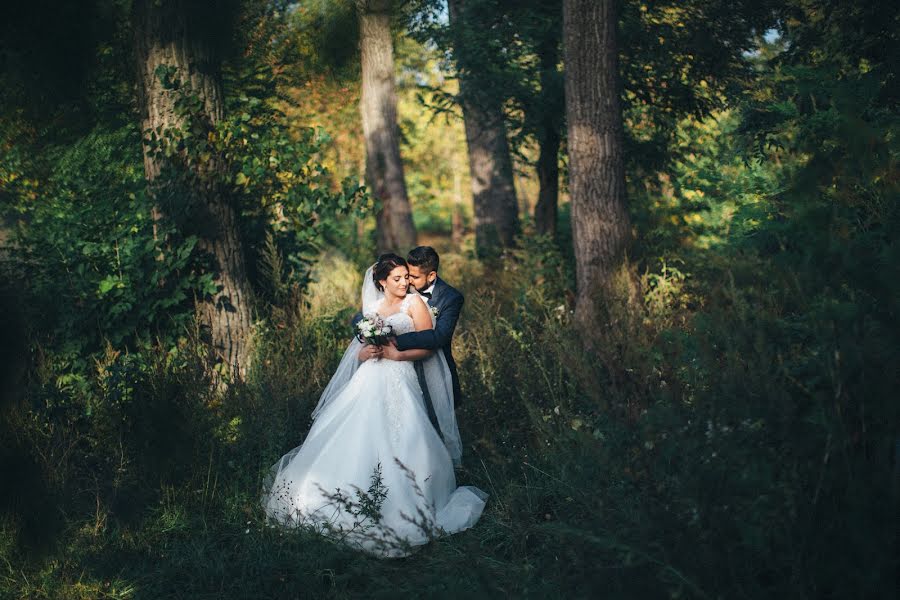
top-left (261, 247), bottom-right (487, 558)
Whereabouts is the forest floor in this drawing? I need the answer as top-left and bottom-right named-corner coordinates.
top-left (1, 242), bottom-right (895, 599)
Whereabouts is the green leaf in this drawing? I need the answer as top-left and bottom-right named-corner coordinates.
top-left (98, 276), bottom-right (119, 295)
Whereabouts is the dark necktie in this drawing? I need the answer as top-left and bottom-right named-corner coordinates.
top-left (420, 290), bottom-right (433, 299)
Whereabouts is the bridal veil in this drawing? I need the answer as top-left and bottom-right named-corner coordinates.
top-left (310, 264), bottom-right (463, 463)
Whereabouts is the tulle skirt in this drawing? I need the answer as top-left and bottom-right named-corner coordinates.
top-left (261, 358), bottom-right (486, 557)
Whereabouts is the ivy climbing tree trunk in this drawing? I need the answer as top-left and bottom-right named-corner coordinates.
top-left (563, 0), bottom-right (638, 333)
top-left (448, 0), bottom-right (520, 257)
top-left (133, 0), bottom-right (254, 383)
top-left (356, 0), bottom-right (417, 253)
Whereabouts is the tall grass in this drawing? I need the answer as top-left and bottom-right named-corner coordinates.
top-left (1, 236), bottom-right (896, 598)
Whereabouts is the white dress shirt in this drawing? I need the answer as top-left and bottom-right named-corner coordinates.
top-left (421, 281), bottom-right (436, 305)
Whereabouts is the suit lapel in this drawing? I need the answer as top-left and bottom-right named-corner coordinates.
top-left (429, 277), bottom-right (448, 306)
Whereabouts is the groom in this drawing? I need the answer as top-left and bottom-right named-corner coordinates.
top-left (383, 246), bottom-right (464, 410)
top-left (354, 246), bottom-right (464, 426)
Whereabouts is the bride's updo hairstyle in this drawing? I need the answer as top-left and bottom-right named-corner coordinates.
top-left (373, 253), bottom-right (407, 291)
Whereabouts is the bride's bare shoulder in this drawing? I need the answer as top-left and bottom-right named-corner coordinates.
top-left (405, 293), bottom-right (433, 330)
top-left (402, 292), bottom-right (426, 312)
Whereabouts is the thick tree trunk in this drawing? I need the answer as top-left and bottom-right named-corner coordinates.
top-left (534, 39), bottom-right (561, 238)
top-left (448, 0), bottom-right (520, 258)
top-left (460, 91), bottom-right (520, 256)
top-left (133, 0), bottom-right (254, 382)
top-left (563, 0), bottom-right (638, 332)
top-left (356, 0), bottom-right (417, 253)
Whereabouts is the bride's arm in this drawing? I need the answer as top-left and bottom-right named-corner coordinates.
top-left (382, 297), bottom-right (434, 361)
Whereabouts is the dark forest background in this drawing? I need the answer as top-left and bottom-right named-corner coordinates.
top-left (0, 0), bottom-right (897, 597)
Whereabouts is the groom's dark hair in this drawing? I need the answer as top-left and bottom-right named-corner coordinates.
top-left (407, 246), bottom-right (439, 274)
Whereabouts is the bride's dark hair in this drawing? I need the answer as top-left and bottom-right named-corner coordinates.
top-left (372, 253), bottom-right (408, 291)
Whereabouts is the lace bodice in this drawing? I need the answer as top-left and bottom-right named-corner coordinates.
top-left (376, 294), bottom-right (418, 336)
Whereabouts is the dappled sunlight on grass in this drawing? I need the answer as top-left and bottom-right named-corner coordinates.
top-left (303, 252), bottom-right (363, 319)
top-left (3, 225), bottom-right (897, 597)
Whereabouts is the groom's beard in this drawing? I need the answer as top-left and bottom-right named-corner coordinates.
top-left (412, 281), bottom-right (433, 294)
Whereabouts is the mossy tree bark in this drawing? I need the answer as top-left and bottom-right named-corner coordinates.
top-left (133, 0), bottom-right (254, 383)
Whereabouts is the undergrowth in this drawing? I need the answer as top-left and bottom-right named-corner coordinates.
top-left (1, 229), bottom-right (897, 598)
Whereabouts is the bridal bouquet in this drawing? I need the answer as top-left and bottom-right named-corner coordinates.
top-left (356, 315), bottom-right (393, 345)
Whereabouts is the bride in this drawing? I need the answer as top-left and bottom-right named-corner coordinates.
top-left (260, 253), bottom-right (487, 557)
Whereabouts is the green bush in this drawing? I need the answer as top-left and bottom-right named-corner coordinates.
top-left (2, 2), bottom-right (897, 597)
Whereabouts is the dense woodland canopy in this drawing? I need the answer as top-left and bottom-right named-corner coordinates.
top-left (0, 0), bottom-right (897, 597)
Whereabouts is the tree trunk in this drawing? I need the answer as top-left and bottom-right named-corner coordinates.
top-left (356, 0), bottom-right (417, 254)
top-left (452, 160), bottom-right (464, 248)
top-left (563, 0), bottom-right (638, 332)
top-left (133, 0), bottom-right (254, 383)
top-left (534, 128), bottom-right (560, 237)
top-left (534, 39), bottom-right (561, 238)
top-left (447, 0), bottom-right (520, 258)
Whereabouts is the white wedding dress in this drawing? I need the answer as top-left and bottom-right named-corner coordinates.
top-left (260, 282), bottom-right (486, 558)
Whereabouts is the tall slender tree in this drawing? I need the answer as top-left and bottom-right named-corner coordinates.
top-left (532, 31), bottom-right (563, 237)
top-left (356, 0), bottom-right (417, 253)
top-left (133, 0), bottom-right (254, 382)
top-left (447, 0), bottom-right (520, 257)
top-left (563, 0), bottom-right (637, 332)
